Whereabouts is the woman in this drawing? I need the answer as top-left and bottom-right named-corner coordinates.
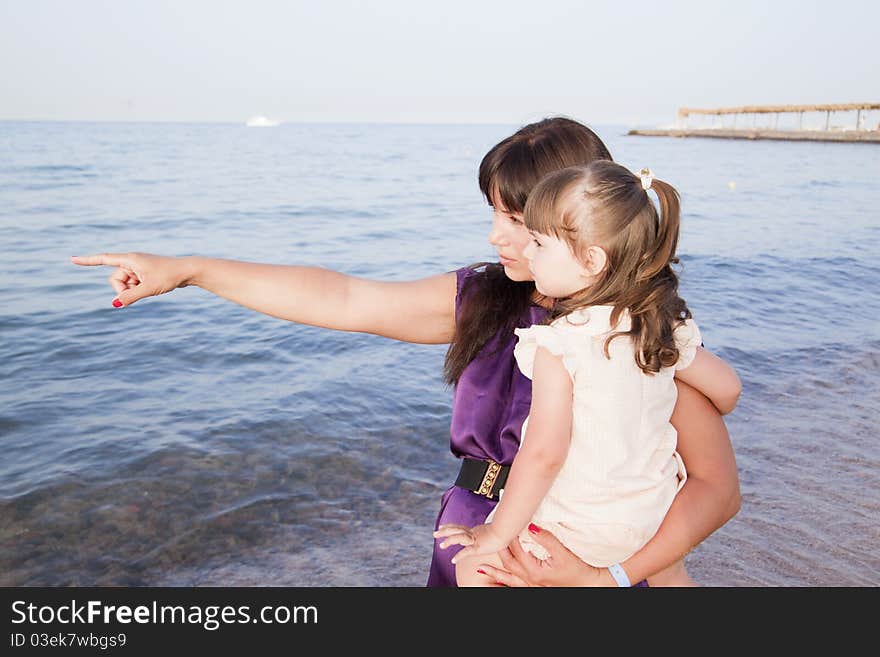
top-left (72, 117), bottom-right (740, 586)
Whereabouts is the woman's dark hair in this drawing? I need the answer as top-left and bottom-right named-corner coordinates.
top-left (443, 117), bottom-right (613, 384)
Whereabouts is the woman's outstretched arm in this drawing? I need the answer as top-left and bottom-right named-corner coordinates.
top-left (71, 253), bottom-right (457, 344)
top-left (479, 379), bottom-right (741, 586)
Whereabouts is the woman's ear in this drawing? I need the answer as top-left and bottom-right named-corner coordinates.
top-left (582, 245), bottom-right (608, 277)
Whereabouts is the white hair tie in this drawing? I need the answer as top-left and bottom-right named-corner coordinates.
top-left (638, 167), bottom-right (654, 191)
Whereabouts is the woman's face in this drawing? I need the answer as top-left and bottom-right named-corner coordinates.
top-left (487, 194), bottom-right (534, 282)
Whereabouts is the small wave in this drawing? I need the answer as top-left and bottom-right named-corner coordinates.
top-left (804, 179), bottom-right (843, 188)
top-left (22, 165), bottom-right (93, 174)
top-left (18, 182), bottom-right (85, 191)
top-left (270, 205), bottom-right (380, 220)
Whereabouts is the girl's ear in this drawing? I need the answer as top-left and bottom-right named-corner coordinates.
top-left (582, 245), bottom-right (608, 277)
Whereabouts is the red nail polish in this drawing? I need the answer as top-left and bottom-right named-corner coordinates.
top-left (112, 299), bottom-right (122, 308)
top-left (528, 523), bottom-right (540, 534)
top-left (476, 569), bottom-right (487, 575)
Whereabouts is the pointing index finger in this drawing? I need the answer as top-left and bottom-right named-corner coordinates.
top-left (71, 254), bottom-right (128, 267)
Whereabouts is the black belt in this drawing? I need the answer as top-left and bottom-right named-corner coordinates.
top-left (454, 457), bottom-right (510, 500)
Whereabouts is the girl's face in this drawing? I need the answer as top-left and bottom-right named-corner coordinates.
top-left (487, 195), bottom-right (533, 282)
top-left (522, 230), bottom-right (591, 299)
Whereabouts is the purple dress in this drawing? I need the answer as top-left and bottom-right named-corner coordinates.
top-left (426, 267), bottom-right (547, 587)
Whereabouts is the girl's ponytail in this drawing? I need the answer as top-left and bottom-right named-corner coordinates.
top-left (636, 177), bottom-right (681, 282)
top-left (625, 175), bottom-right (689, 372)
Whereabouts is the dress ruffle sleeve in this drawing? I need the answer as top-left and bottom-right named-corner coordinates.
top-left (513, 325), bottom-right (578, 381)
top-left (673, 319), bottom-right (702, 371)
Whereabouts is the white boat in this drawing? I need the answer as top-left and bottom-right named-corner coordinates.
top-left (245, 115), bottom-right (280, 127)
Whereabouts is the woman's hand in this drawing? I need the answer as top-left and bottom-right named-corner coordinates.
top-left (433, 523), bottom-right (509, 565)
top-left (71, 253), bottom-right (192, 308)
top-left (475, 524), bottom-right (615, 587)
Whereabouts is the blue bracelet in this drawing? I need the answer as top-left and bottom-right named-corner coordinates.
top-left (607, 563), bottom-right (631, 587)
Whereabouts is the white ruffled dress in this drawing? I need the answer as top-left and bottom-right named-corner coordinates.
top-left (492, 305), bottom-right (702, 567)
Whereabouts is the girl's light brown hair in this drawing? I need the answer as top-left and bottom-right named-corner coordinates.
top-left (523, 160), bottom-right (691, 374)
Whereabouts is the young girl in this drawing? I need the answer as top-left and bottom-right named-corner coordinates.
top-left (434, 161), bottom-right (742, 586)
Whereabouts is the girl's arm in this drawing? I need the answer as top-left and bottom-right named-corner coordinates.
top-left (71, 253), bottom-right (457, 344)
top-left (486, 347), bottom-right (573, 541)
top-left (675, 347), bottom-right (742, 414)
top-left (434, 346), bottom-right (573, 561)
top-left (478, 378), bottom-right (740, 586)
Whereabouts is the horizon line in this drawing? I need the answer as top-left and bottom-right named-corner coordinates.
top-left (0, 117), bottom-right (656, 128)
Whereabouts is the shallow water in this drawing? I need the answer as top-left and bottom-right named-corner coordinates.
top-left (1, 121), bottom-right (878, 586)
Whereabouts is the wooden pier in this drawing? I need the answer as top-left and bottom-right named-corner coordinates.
top-left (628, 103), bottom-right (880, 143)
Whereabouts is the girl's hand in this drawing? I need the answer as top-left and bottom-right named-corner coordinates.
top-left (477, 524), bottom-right (614, 587)
top-left (433, 523), bottom-right (509, 565)
top-left (71, 252), bottom-right (192, 308)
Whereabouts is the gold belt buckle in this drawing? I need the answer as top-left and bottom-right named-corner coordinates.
top-left (475, 459), bottom-right (502, 498)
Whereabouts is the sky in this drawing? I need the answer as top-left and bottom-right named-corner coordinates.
top-left (2, 0), bottom-right (878, 126)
